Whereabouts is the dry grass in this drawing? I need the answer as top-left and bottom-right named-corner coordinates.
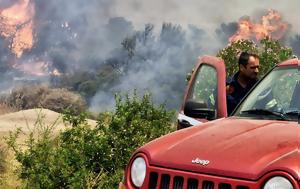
top-left (0, 84), bottom-right (93, 188)
top-left (0, 108), bottom-right (97, 188)
top-left (5, 85), bottom-right (87, 114)
top-left (0, 104), bottom-right (22, 188)
top-left (0, 145), bottom-right (22, 189)
top-left (0, 103), bottom-right (17, 116)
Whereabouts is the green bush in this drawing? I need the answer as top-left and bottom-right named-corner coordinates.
top-left (217, 39), bottom-right (259, 76)
top-left (217, 37), bottom-right (293, 76)
top-left (7, 92), bottom-right (176, 188)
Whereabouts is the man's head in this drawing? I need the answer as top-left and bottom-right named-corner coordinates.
top-left (238, 52), bottom-right (260, 80)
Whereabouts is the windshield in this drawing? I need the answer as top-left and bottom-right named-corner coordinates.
top-left (234, 67), bottom-right (300, 121)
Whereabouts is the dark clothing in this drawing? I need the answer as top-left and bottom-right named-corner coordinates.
top-left (226, 72), bottom-right (257, 115)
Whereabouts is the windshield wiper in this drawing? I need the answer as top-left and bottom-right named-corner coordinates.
top-left (282, 110), bottom-right (300, 123)
top-left (283, 110), bottom-right (299, 115)
top-left (241, 109), bottom-right (288, 120)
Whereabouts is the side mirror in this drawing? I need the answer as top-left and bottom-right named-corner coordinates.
top-left (184, 100), bottom-right (216, 120)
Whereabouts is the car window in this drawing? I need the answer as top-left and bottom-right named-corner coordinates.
top-left (188, 64), bottom-right (217, 110)
top-left (234, 67), bottom-right (300, 120)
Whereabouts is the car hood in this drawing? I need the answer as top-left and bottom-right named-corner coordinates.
top-left (140, 118), bottom-right (300, 180)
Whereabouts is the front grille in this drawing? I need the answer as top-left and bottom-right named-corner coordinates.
top-left (149, 172), bottom-right (250, 189)
top-left (203, 181), bottom-right (214, 189)
top-left (219, 183), bottom-right (231, 189)
top-left (161, 174), bottom-right (171, 189)
top-left (173, 176), bottom-right (184, 189)
top-left (187, 179), bottom-right (198, 189)
top-left (149, 172), bottom-right (158, 189)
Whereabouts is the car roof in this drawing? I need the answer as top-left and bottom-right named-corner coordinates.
top-left (277, 58), bottom-right (300, 67)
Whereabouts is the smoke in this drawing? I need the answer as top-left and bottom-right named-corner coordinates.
top-left (0, 0), bottom-right (18, 9)
top-left (1, 0), bottom-right (300, 112)
top-left (32, 0), bottom-right (124, 70)
top-left (289, 34), bottom-right (300, 57)
top-left (89, 22), bottom-right (224, 111)
top-left (110, 0), bottom-right (300, 33)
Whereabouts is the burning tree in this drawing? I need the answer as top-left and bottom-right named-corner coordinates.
top-left (229, 9), bottom-right (290, 43)
top-left (218, 9), bottom-right (294, 77)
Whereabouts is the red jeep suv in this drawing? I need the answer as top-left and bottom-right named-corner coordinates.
top-left (120, 56), bottom-right (300, 189)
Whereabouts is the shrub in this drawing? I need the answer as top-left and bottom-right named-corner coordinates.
top-left (5, 85), bottom-right (48, 110)
top-left (0, 145), bottom-right (7, 174)
top-left (0, 102), bottom-right (17, 115)
top-left (40, 88), bottom-right (87, 115)
top-left (217, 38), bottom-right (293, 77)
top-left (7, 92), bottom-right (176, 188)
top-left (0, 145), bottom-right (10, 188)
top-left (217, 39), bottom-right (259, 76)
top-left (5, 85), bottom-right (87, 114)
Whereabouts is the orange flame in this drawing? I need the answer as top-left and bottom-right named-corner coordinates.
top-left (229, 9), bottom-right (289, 43)
top-left (51, 69), bottom-right (62, 76)
top-left (0, 0), bottom-right (35, 58)
top-left (0, 1), bottom-right (63, 77)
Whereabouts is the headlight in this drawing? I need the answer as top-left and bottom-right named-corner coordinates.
top-left (130, 157), bottom-right (146, 187)
top-left (263, 176), bottom-right (294, 189)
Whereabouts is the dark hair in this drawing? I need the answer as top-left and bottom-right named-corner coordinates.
top-left (238, 52), bottom-right (259, 66)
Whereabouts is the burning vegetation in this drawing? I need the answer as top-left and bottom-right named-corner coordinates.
top-left (0, 0), bottom-right (35, 58)
top-left (229, 9), bottom-right (290, 43)
top-left (0, 1), bottom-right (299, 112)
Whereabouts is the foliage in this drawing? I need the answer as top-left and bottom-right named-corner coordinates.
top-left (217, 37), bottom-right (294, 77)
top-left (122, 36), bottom-right (136, 58)
top-left (5, 85), bottom-right (87, 114)
top-left (97, 93), bottom-right (176, 175)
top-left (160, 23), bottom-right (184, 47)
top-left (189, 65), bottom-right (217, 108)
top-left (62, 109), bottom-right (88, 127)
top-left (0, 145), bottom-right (7, 174)
top-left (259, 38), bottom-right (293, 74)
top-left (6, 92), bottom-right (175, 188)
top-left (0, 102), bottom-right (17, 115)
top-left (217, 39), bottom-right (259, 76)
top-left (56, 64), bottom-right (121, 102)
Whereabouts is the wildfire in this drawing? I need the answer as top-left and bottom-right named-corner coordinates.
top-left (51, 68), bottom-right (62, 76)
top-left (12, 59), bottom-right (62, 77)
top-left (12, 60), bottom-right (48, 76)
top-left (0, 0), bottom-right (62, 77)
top-left (0, 0), bottom-right (35, 58)
top-left (229, 9), bottom-right (290, 43)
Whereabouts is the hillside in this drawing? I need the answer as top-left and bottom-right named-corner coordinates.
top-left (0, 109), bottom-right (97, 188)
top-left (0, 108), bottom-right (97, 137)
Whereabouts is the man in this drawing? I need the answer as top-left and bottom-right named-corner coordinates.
top-left (226, 52), bottom-right (260, 114)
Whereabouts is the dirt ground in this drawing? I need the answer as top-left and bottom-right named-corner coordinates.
top-left (0, 108), bottom-right (97, 133)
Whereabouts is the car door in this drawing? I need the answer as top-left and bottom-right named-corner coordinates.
top-left (177, 55), bottom-right (227, 129)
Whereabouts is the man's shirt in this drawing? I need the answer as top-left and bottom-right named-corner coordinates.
top-left (226, 72), bottom-right (257, 115)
